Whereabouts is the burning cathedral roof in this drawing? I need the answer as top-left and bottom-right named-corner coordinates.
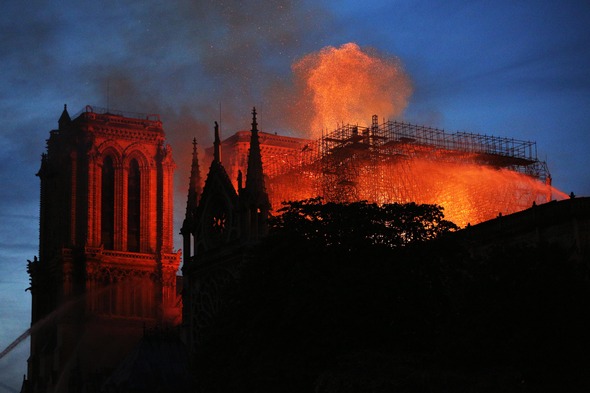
top-left (209, 115), bottom-right (565, 228)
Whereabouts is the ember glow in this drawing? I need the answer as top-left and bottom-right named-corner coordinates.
top-left (291, 43), bottom-right (413, 138)
top-left (369, 159), bottom-right (567, 227)
top-left (266, 158), bottom-right (565, 229)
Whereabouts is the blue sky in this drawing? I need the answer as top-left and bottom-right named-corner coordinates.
top-left (1, 0), bottom-right (589, 390)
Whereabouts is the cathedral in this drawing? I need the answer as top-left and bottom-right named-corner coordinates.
top-left (23, 105), bottom-right (270, 392)
top-left (24, 103), bottom-right (590, 393)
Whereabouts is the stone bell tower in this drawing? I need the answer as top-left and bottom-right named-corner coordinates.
top-left (24, 105), bottom-right (181, 393)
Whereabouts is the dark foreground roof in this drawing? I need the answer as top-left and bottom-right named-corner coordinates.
top-left (102, 330), bottom-right (193, 393)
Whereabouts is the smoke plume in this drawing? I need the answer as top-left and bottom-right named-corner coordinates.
top-left (51, 2), bottom-right (415, 239)
top-left (81, 0), bottom-right (328, 190)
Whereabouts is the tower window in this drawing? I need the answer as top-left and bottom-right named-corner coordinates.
top-left (101, 156), bottom-right (115, 250)
top-left (127, 159), bottom-right (141, 252)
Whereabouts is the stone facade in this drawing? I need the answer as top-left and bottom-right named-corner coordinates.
top-left (24, 106), bottom-right (181, 393)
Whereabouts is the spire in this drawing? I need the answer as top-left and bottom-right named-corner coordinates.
top-left (251, 107), bottom-right (258, 132)
top-left (242, 107), bottom-right (270, 242)
top-left (181, 138), bottom-right (202, 236)
top-left (213, 121), bottom-right (221, 163)
top-left (244, 107), bottom-right (269, 208)
top-left (187, 138), bottom-right (202, 210)
top-left (58, 104), bottom-right (71, 130)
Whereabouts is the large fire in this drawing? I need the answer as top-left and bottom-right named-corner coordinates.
top-left (268, 174), bottom-right (562, 228)
top-left (265, 148), bottom-right (566, 229)
top-left (216, 120), bottom-right (566, 228)
top-left (291, 43), bottom-right (412, 138)
top-left (210, 42), bottom-right (566, 228)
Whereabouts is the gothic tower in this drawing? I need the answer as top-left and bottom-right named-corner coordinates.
top-left (182, 108), bottom-right (270, 352)
top-left (240, 107), bottom-right (271, 242)
top-left (180, 137), bottom-right (202, 267)
top-left (25, 105), bottom-right (181, 393)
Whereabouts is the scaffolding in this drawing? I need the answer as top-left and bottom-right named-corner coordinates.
top-left (264, 116), bottom-right (553, 227)
top-left (293, 116), bottom-right (548, 176)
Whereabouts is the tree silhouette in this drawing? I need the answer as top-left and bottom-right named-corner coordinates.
top-left (270, 198), bottom-right (458, 250)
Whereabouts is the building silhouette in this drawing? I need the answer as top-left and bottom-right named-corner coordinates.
top-left (22, 105), bottom-right (270, 392)
top-left (181, 108), bottom-right (270, 351)
top-left (22, 104), bottom-right (589, 392)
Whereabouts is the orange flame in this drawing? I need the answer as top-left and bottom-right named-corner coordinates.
top-left (266, 158), bottom-right (566, 228)
top-left (206, 42), bottom-right (567, 228)
top-left (291, 43), bottom-right (413, 138)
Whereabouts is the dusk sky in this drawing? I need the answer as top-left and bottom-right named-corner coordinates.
top-left (1, 1), bottom-right (589, 390)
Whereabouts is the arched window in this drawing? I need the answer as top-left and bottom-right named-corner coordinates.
top-left (101, 156), bottom-right (115, 250)
top-left (127, 159), bottom-right (141, 252)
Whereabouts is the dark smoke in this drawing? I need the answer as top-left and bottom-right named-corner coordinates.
top-left (74, 0), bottom-right (331, 242)
top-left (91, 0), bottom-right (330, 137)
